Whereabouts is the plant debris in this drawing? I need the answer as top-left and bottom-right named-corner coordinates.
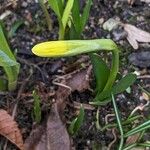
top-left (24, 66), bottom-right (92, 150)
top-left (123, 24), bottom-right (150, 49)
top-left (0, 109), bottom-right (24, 150)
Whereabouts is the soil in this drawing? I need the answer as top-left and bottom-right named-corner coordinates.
top-left (0, 0), bottom-right (150, 150)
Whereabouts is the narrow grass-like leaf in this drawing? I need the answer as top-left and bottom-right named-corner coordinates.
top-left (68, 105), bottom-right (84, 135)
top-left (56, 0), bottom-right (64, 15)
top-left (48, 0), bottom-right (61, 18)
top-left (80, 0), bottom-right (92, 33)
top-left (62, 0), bottom-right (74, 29)
top-left (123, 143), bottom-right (137, 150)
top-left (90, 53), bottom-right (110, 94)
top-left (71, 0), bottom-right (81, 34)
top-left (112, 94), bottom-right (124, 150)
top-left (32, 90), bottom-right (41, 124)
top-left (138, 142), bottom-right (150, 147)
top-left (124, 120), bottom-right (150, 137)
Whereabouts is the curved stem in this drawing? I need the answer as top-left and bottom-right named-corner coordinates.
top-left (103, 50), bottom-right (119, 92)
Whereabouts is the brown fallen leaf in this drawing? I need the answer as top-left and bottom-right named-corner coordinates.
top-left (0, 109), bottom-right (24, 150)
top-left (66, 65), bottom-right (92, 92)
top-left (126, 133), bottom-right (140, 145)
top-left (24, 103), bottom-right (70, 150)
top-left (124, 24), bottom-right (150, 49)
top-left (25, 66), bottom-right (92, 150)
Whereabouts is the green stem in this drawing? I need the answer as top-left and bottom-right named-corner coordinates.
top-left (38, 0), bottom-right (52, 31)
top-left (103, 51), bottom-right (119, 92)
top-left (58, 21), bottom-right (65, 40)
top-left (112, 94), bottom-right (124, 150)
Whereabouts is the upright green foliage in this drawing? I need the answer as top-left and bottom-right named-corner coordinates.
top-left (48, 0), bottom-right (63, 19)
top-left (48, 0), bottom-right (74, 39)
top-left (70, 0), bottom-right (92, 39)
top-left (92, 73), bottom-right (137, 105)
top-left (90, 53), bottom-right (110, 94)
top-left (0, 21), bottom-right (20, 91)
top-left (62, 0), bottom-right (74, 29)
top-left (32, 90), bottom-right (42, 124)
top-left (112, 94), bottom-right (124, 150)
top-left (68, 105), bottom-right (85, 135)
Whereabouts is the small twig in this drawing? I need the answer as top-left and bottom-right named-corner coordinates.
top-left (130, 101), bottom-right (150, 117)
top-left (73, 101), bottom-right (95, 110)
top-left (52, 80), bottom-right (72, 91)
top-left (105, 114), bottom-right (115, 125)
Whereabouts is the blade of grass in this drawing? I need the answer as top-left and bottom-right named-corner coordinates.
top-left (48, 0), bottom-right (61, 19)
top-left (124, 120), bottom-right (150, 137)
top-left (71, 0), bottom-right (81, 33)
top-left (80, 0), bottom-right (92, 33)
top-left (112, 94), bottom-right (124, 150)
top-left (123, 143), bottom-right (137, 150)
top-left (68, 105), bottom-right (85, 135)
top-left (32, 90), bottom-right (41, 124)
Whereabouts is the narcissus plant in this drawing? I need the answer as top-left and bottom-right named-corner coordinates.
top-left (32, 39), bottom-right (136, 105)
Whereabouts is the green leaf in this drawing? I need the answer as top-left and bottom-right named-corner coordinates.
top-left (0, 21), bottom-right (16, 60)
top-left (112, 73), bottom-right (137, 95)
top-left (68, 105), bottom-right (85, 135)
top-left (0, 50), bottom-right (19, 67)
top-left (62, 0), bottom-right (74, 29)
top-left (124, 120), bottom-right (150, 137)
top-left (92, 73), bottom-right (136, 105)
top-left (90, 53), bottom-right (110, 94)
top-left (0, 21), bottom-right (20, 91)
top-left (80, 0), bottom-right (92, 33)
top-left (48, 0), bottom-right (62, 19)
top-left (112, 94), bottom-right (124, 149)
top-left (71, 0), bottom-right (81, 34)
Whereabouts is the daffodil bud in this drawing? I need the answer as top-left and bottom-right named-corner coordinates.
top-left (32, 39), bottom-right (118, 57)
